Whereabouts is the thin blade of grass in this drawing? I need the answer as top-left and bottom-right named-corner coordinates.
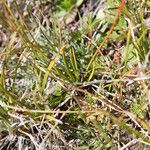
top-left (86, 0), bottom-right (126, 70)
top-left (42, 45), bottom-right (65, 94)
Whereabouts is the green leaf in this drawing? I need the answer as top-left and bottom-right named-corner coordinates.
top-left (53, 82), bottom-right (62, 96)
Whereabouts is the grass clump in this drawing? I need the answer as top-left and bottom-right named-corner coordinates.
top-left (0, 0), bottom-right (150, 149)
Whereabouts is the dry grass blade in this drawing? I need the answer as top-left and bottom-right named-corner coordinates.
top-left (42, 45), bottom-right (65, 94)
top-left (86, 0), bottom-right (126, 70)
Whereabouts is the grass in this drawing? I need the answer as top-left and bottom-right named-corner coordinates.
top-left (0, 0), bottom-right (150, 149)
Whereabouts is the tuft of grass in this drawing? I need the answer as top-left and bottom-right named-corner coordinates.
top-left (0, 0), bottom-right (150, 149)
